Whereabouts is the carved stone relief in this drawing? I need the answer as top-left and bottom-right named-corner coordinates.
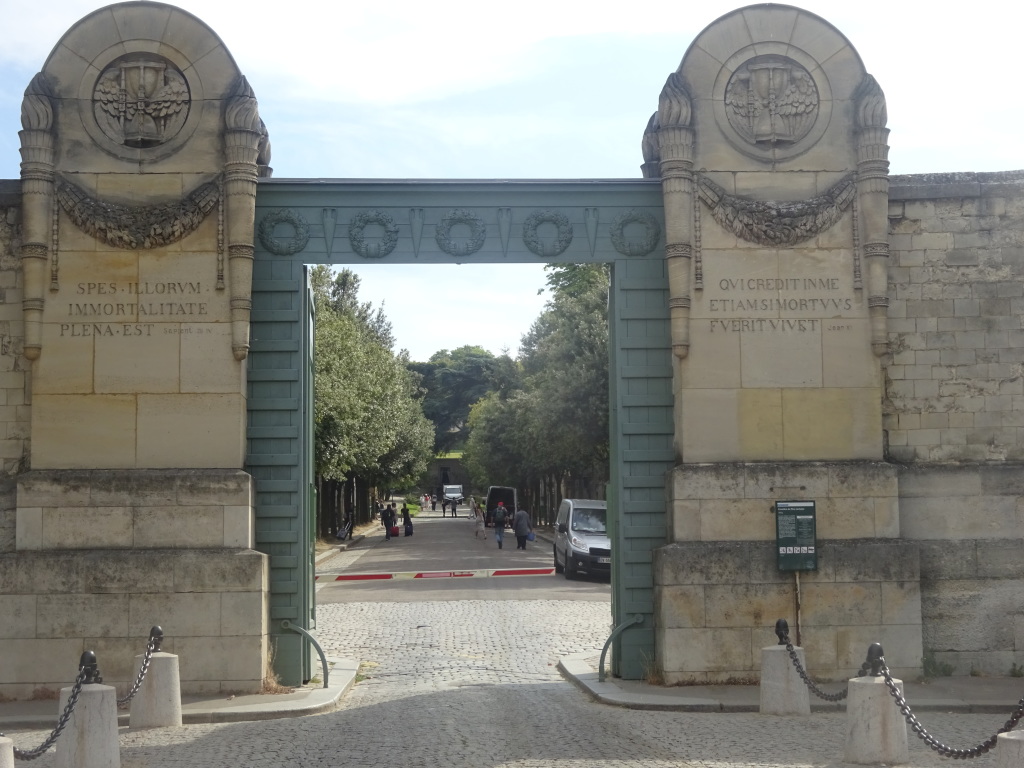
top-left (348, 210), bottom-right (398, 258)
top-left (610, 210), bottom-right (661, 257)
top-left (724, 56), bottom-right (818, 148)
top-left (696, 173), bottom-right (856, 247)
top-left (56, 175), bottom-right (221, 250)
top-left (93, 56), bottom-right (190, 149)
top-left (522, 210), bottom-right (573, 257)
top-left (258, 209), bottom-right (310, 256)
top-left (435, 209), bottom-right (486, 257)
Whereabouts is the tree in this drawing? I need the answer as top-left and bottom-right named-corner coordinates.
top-left (463, 264), bottom-right (610, 511)
top-left (311, 266), bottom-right (433, 533)
top-left (409, 345), bottom-right (520, 454)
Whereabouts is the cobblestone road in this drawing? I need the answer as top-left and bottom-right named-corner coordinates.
top-left (5, 597), bottom-right (1017, 767)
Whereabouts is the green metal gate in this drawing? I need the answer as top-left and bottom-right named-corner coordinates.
top-left (248, 180), bottom-right (674, 682)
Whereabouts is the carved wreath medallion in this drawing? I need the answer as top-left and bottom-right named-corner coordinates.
top-left (258, 209), bottom-right (310, 255)
top-left (348, 210), bottom-right (399, 259)
top-left (725, 55), bottom-right (818, 148)
top-left (435, 209), bottom-right (486, 257)
top-left (610, 210), bottom-right (661, 257)
top-left (93, 55), bottom-right (190, 148)
top-left (522, 210), bottom-right (573, 257)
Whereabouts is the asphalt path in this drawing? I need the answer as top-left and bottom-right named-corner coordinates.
top-left (316, 509), bottom-right (612, 603)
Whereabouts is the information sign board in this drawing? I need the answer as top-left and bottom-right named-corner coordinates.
top-left (776, 500), bottom-right (817, 571)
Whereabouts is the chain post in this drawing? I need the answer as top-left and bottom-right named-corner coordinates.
top-left (0, 661), bottom-right (90, 760)
top-left (877, 656), bottom-right (1024, 759)
top-left (150, 625), bottom-right (164, 652)
top-left (773, 617), bottom-right (848, 702)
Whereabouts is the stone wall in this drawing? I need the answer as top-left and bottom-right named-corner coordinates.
top-left (886, 172), bottom-right (1024, 462)
top-left (886, 174), bottom-right (1024, 676)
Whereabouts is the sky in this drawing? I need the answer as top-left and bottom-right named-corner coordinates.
top-left (0, 0), bottom-right (1021, 361)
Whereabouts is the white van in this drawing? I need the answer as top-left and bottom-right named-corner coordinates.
top-left (553, 498), bottom-right (610, 579)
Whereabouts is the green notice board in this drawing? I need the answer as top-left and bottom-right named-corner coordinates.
top-left (776, 500), bottom-right (817, 571)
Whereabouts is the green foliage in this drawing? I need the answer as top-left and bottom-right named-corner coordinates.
top-left (408, 345), bottom-right (520, 454)
top-left (463, 264), bottom-right (610, 495)
top-left (311, 266), bottom-right (433, 489)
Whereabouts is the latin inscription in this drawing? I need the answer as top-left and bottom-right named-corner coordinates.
top-left (706, 274), bottom-right (855, 333)
top-left (59, 282), bottom-right (211, 340)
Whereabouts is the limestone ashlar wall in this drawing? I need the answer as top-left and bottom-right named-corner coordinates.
top-left (887, 172), bottom-right (1024, 675)
top-left (0, 182), bottom-right (29, 554)
top-left (0, 469), bottom-right (266, 698)
top-left (886, 172), bottom-right (1024, 462)
top-left (659, 462), bottom-right (922, 683)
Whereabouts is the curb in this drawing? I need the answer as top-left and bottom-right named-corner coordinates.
top-left (314, 535), bottom-right (365, 564)
top-left (0, 657), bottom-right (357, 729)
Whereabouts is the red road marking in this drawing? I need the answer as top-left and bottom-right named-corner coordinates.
top-left (316, 567), bottom-right (555, 581)
top-left (492, 568), bottom-right (555, 577)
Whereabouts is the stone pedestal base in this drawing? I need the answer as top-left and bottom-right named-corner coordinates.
top-left (130, 653), bottom-right (182, 729)
top-left (0, 737), bottom-right (13, 768)
top-left (56, 683), bottom-right (120, 768)
top-left (997, 731), bottom-right (1024, 768)
top-left (843, 676), bottom-right (908, 765)
top-left (759, 645), bottom-right (810, 715)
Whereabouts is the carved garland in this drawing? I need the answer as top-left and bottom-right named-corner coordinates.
top-left (609, 210), bottom-right (661, 257)
top-left (696, 172), bottom-right (856, 247)
top-left (435, 208), bottom-right (486, 257)
top-left (522, 210), bottom-right (573, 257)
top-left (258, 209), bottom-right (310, 255)
top-left (348, 210), bottom-right (399, 259)
top-left (56, 174), bottom-right (222, 250)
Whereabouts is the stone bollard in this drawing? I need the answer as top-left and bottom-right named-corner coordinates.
top-left (129, 652), bottom-right (182, 728)
top-left (56, 652), bottom-right (120, 768)
top-left (0, 736), bottom-right (13, 768)
top-left (759, 645), bottom-right (810, 715)
top-left (996, 730), bottom-right (1024, 768)
top-left (843, 675), bottom-right (908, 765)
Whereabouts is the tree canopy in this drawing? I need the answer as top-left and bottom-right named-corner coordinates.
top-left (463, 264), bottom-right (610, 501)
top-left (311, 266), bottom-right (433, 489)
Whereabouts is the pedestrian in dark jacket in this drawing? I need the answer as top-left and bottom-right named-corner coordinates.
top-left (513, 507), bottom-right (532, 550)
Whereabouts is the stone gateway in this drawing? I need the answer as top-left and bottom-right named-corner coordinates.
top-left (0, 2), bottom-right (1021, 696)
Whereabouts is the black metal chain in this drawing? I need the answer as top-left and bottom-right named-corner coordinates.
top-left (775, 620), bottom-right (868, 702)
top-left (116, 632), bottom-right (159, 708)
top-left (782, 639), bottom-right (871, 702)
top-left (879, 656), bottom-right (1024, 759)
top-left (0, 667), bottom-right (88, 760)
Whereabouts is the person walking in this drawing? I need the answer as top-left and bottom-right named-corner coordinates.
top-left (450, 497), bottom-right (458, 518)
top-left (473, 499), bottom-right (486, 539)
top-left (513, 506), bottom-right (532, 550)
top-left (402, 504), bottom-right (413, 536)
top-left (382, 503), bottom-right (395, 541)
top-left (492, 501), bottom-right (508, 549)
